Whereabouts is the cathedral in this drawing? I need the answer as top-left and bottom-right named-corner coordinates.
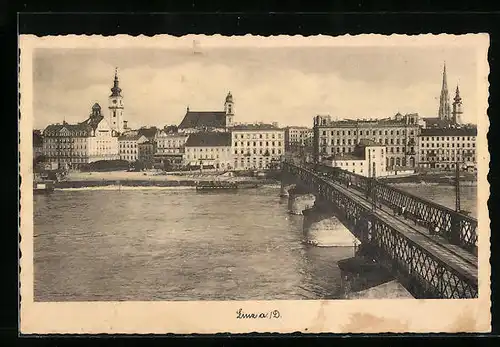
top-left (437, 63), bottom-right (463, 125)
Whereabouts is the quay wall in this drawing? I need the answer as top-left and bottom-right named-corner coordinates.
top-left (55, 178), bottom-right (279, 189)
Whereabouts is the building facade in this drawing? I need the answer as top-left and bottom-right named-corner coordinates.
top-left (154, 130), bottom-right (189, 170)
top-left (138, 140), bottom-right (157, 168)
top-left (313, 113), bottom-right (420, 170)
top-left (322, 140), bottom-right (387, 178)
top-left (231, 124), bottom-right (285, 170)
top-left (33, 130), bottom-right (43, 161)
top-left (118, 131), bottom-right (148, 162)
top-left (42, 103), bottom-right (119, 169)
top-left (417, 126), bottom-right (477, 171)
top-left (284, 126), bottom-right (313, 152)
top-left (178, 92), bottom-right (235, 133)
top-left (184, 132), bottom-right (232, 170)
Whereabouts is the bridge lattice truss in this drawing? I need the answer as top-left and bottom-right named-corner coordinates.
top-left (283, 162), bottom-right (478, 299)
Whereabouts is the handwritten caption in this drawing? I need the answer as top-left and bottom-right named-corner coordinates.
top-left (236, 308), bottom-right (281, 319)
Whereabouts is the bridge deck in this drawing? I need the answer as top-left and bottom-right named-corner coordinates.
top-left (324, 178), bottom-right (478, 282)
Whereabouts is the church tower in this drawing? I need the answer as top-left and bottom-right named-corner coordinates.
top-left (452, 85), bottom-right (463, 124)
top-left (224, 91), bottom-right (234, 128)
top-left (108, 68), bottom-right (125, 135)
top-left (438, 63), bottom-right (452, 121)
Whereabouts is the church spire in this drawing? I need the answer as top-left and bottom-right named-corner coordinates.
top-left (438, 62), bottom-right (451, 121)
top-left (452, 83), bottom-right (463, 124)
top-left (454, 84), bottom-right (461, 102)
top-left (110, 67), bottom-right (122, 97)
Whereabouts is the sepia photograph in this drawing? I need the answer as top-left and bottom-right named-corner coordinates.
top-left (19, 34), bottom-right (491, 334)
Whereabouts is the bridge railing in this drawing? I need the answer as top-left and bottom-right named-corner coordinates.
top-left (283, 161), bottom-right (478, 254)
top-left (283, 161), bottom-right (477, 298)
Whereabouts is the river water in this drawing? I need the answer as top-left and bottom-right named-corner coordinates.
top-left (33, 184), bottom-right (477, 301)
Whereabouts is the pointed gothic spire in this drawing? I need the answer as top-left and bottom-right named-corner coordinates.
top-left (442, 62), bottom-right (448, 91)
top-left (110, 67), bottom-right (122, 97)
top-left (454, 84), bottom-right (461, 101)
top-left (438, 62), bottom-right (451, 120)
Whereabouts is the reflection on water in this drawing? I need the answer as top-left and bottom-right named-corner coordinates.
top-left (33, 184), bottom-right (476, 301)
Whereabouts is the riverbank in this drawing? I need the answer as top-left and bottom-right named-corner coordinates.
top-left (55, 170), bottom-right (279, 189)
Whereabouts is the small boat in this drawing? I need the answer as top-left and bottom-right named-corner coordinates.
top-left (34, 180), bottom-right (55, 194)
top-left (196, 181), bottom-right (238, 191)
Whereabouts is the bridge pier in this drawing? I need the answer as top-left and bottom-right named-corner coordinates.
top-left (302, 199), bottom-right (361, 247)
top-left (287, 187), bottom-right (315, 215)
top-left (279, 182), bottom-right (296, 197)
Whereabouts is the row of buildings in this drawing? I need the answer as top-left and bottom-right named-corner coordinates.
top-left (34, 72), bottom-right (286, 171)
top-left (311, 64), bottom-right (477, 176)
top-left (34, 64), bottom-right (478, 177)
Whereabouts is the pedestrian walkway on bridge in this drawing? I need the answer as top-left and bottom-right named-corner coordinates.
top-left (327, 177), bottom-right (478, 282)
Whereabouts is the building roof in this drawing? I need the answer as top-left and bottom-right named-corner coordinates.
top-left (118, 131), bottom-right (142, 141)
top-left (420, 127), bottom-right (477, 137)
top-left (137, 127), bottom-right (158, 140)
top-left (423, 117), bottom-right (454, 128)
top-left (231, 123), bottom-right (282, 131)
top-left (185, 132), bottom-right (231, 147)
top-left (325, 152), bottom-right (364, 161)
top-left (178, 111), bottom-right (227, 130)
top-left (43, 122), bottom-right (94, 136)
top-left (317, 113), bottom-right (419, 127)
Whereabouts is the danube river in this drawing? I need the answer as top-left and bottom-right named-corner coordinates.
top-left (33, 184), bottom-right (477, 301)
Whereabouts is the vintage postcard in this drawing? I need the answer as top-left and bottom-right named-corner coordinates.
top-left (19, 34), bottom-right (491, 334)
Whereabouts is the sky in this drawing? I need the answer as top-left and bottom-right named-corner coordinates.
top-left (32, 45), bottom-right (481, 130)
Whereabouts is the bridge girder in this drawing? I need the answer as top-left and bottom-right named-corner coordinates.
top-left (282, 161), bottom-right (478, 299)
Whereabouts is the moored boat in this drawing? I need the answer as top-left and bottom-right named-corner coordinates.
top-left (196, 181), bottom-right (238, 191)
top-left (34, 180), bottom-right (55, 194)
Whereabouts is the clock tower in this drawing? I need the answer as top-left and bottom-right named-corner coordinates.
top-left (109, 68), bottom-right (125, 135)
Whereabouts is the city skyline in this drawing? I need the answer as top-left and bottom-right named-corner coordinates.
top-left (33, 46), bottom-right (480, 130)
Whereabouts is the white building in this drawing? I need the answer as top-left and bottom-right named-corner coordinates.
top-left (417, 126), bottom-right (477, 171)
top-left (231, 124), bottom-right (285, 170)
top-left (42, 103), bottom-right (119, 169)
top-left (118, 131), bottom-right (148, 162)
top-left (154, 130), bottom-right (189, 169)
top-left (284, 126), bottom-right (313, 152)
top-left (156, 131), bottom-right (189, 155)
top-left (184, 132), bottom-right (233, 170)
top-left (321, 139), bottom-right (387, 178)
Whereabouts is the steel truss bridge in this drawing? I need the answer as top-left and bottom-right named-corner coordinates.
top-left (282, 161), bottom-right (478, 299)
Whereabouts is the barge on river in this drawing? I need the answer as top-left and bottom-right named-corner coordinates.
top-left (196, 181), bottom-right (239, 191)
top-left (195, 181), bottom-right (261, 191)
top-left (33, 180), bottom-right (55, 194)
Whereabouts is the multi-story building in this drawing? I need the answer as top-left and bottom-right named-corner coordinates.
top-left (42, 103), bottom-right (119, 169)
top-left (313, 113), bottom-right (420, 170)
top-left (138, 140), bottom-right (157, 168)
top-left (118, 131), bottom-right (148, 162)
top-left (231, 124), bottom-right (285, 170)
top-left (417, 126), bottom-right (477, 171)
top-left (322, 139), bottom-right (387, 178)
top-left (33, 130), bottom-right (43, 161)
top-left (284, 126), bottom-right (313, 152)
top-left (154, 130), bottom-right (189, 169)
top-left (178, 92), bottom-right (235, 133)
top-left (184, 132), bottom-right (232, 170)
